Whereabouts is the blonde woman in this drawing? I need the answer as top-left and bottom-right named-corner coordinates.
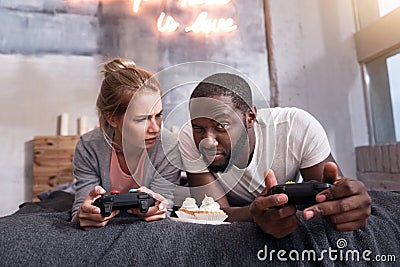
top-left (71, 58), bottom-right (181, 230)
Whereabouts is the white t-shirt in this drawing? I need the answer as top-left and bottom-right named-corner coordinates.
top-left (178, 107), bottom-right (331, 206)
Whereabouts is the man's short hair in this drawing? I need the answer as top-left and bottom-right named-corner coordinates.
top-left (190, 73), bottom-right (253, 114)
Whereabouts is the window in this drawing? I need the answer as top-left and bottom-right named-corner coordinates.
top-left (356, 0), bottom-right (400, 29)
top-left (379, 0), bottom-right (400, 16)
top-left (354, 0), bottom-right (400, 144)
top-left (388, 52), bottom-right (400, 141)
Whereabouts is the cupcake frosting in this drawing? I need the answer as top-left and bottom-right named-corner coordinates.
top-left (181, 197), bottom-right (199, 211)
top-left (199, 195), bottom-right (221, 211)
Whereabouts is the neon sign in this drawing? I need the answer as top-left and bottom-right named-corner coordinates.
top-left (157, 12), bottom-right (180, 33)
top-left (132, 0), bottom-right (237, 34)
top-left (184, 11), bottom-right (237, 33)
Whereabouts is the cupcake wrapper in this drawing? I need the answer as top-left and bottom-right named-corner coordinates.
top-left (175, 210), bottom-right (196, 219)
top-left (194, 213), bottom-right (228, 222)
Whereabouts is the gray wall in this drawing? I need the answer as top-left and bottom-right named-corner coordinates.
top-left (0, 0), bottom-right (101, 216)
top-left (0, 0), bottom-right (99, 54)
top-left (270, 0), bottom-right (368, 177)
top-left (97, 0), bottom-right (270, 129)
top-left (0, 0), bottom-right (367, 216)
top-left (0, 54), bottom-right (100, 215)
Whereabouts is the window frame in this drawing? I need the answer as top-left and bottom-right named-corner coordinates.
top-left (353, 2), bottom-right (400, 144)
top-left (354, 7), bottom-right (400, 63)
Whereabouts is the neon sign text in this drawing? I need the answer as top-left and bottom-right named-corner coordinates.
top-left (135, 0), bottom-right (238, 34)
top-left (184, 12), bottom-right (237, 33)
top-left (157, 12), bottom-right (180, 33)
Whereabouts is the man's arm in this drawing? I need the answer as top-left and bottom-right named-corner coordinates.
top-left (186, 152), bottom-right (339, 222)
top-left (300, 153), bottom-right (341, 181)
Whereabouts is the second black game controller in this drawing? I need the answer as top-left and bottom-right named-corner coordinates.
top-left (268, 181), bottom-right (332, 209)
top-left (93, 189), bottom-right (156, 217)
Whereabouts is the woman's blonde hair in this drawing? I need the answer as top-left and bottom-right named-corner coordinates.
top-left (96, 58), bottom-right (161, 146)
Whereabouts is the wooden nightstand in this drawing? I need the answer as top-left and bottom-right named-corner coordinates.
top-left (32, 136), bottom-right (80, 201)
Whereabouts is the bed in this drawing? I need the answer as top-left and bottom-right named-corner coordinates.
top-left (0, 190), bottom-right (399, 266)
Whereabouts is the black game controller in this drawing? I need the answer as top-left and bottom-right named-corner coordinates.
top-left (268, 181), bottom-right (332, 209)
top-left (93, 190), bottom-right (156, 217)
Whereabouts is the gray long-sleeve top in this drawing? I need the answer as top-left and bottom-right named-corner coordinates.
top-left (71, 127), bottom-right (182, 221)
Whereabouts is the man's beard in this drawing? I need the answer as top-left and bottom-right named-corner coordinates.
top-left (204, 154), bottom-right (228, 173)
top-left (204, 124), bottom-right (250, 173)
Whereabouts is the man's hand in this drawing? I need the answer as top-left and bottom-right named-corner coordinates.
top-left (250, 170), bottom-right (300, 239)
top-left (78, 186), bottom-right (120, 230)
top-left (302, 162), bottom-right (371, 231)
top-left (126, 186), bottom-right (168, 222)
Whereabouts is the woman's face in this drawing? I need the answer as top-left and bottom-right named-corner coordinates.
top-left (114, 90), bottom-right (163, 150)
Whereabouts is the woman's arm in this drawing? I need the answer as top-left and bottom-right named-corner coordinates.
top-left (71, 136), bottom-right (119, 228)
top-left (72, 139), bottom-right (101, 221)
top-left (147, 129), bottom-right (182, 213)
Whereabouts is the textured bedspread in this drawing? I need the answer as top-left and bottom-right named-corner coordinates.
top-left (0, 191), bottom-right (399, 266)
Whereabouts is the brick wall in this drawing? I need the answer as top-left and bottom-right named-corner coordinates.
top-left (0, 0), bottom-right (99, 55)
top-left (356, 142), bottom-right (400, 190)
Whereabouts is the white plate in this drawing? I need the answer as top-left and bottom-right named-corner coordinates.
top-left (170, 217), bottom-right (231, 225)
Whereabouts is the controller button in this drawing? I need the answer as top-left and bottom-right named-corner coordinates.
top-left (129, 189), bottom-right (138, 193)
top-left (103, 203), bottom-right (113, 216)
top-left (138, 193), bottom-right (148, 199)
top-left (140, 200), bottom-right (149, 213)
top-left (110, 190), bottom-right (120, 195)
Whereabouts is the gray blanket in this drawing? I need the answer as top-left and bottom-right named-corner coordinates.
top-left (0, 191), bottom-right (399, 266)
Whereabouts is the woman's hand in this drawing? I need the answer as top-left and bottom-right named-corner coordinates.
top-left (77, 186), bottom-right (120, 230)
top-left (127, 186), bottom-right (168, 221)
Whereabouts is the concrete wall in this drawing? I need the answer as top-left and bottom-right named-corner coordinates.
top-left (0, 0), bottom-right (101, 216)
top-left (270, 0), bottom-right (368, 178)
top-left (97, 0), bottom-right (270, 115)
top-left (0, 54), bottom-right (101, 216)
top-left (0, 0), bottom-right (368, 216)
top-left (0, 0), bottom-right (98, 54)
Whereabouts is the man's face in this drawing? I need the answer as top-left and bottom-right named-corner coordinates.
top-left (189, 96), bottom-right (250, 172)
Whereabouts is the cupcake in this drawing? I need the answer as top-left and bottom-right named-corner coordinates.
top-left (194, 195), bottom-right (228, 222)
top-left (175, 197), bottom-right (199, 219)
top-left (195, 195), bottom-right (225, 214)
